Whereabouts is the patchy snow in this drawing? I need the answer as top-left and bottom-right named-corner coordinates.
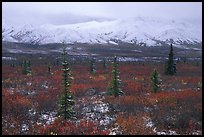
top-left (17, 89), bottom-right (36, 96)
top-left (80, 94), bottom-right (115, 128)
top-left (109, 40), bottom-right (118, 45)
top-left (153, 127), bottom-right (179, 135)
top-left (2, 57), bottom-right (16, 60)
top-left (99, 115), bottom-right (114, 126)
top-left (82, 101), bottom-right (114, 126)
top-left (42, 81), bottom-right (49, 89)
top-left (8, 87), bottom-right (15, 94)
top-left (192, 130), bottom-right (202, 135)
top-left (21, 124), bottom-right (29, 132)
top-left (28, 109), bottom-right (36, 116)
top-left (169, 130), bottom-right (178, 135)
top-left (93, 102), bottom-right (109, 113)
top-left (39, 112), bottom-right (58, 125)
top-left (42, 85), bottom-right (49, 89)
top-left (146, 120), bottom-right (154, 128)
top-left (118, 57), bottom-right (144, 62)
top-left (117, 56), bottom-right (169, 62)
top-left (36, 122), bottom-right (42, 125)
top-left (6, 49), bottom-right (24, 53)
top-left (156, 130), bottom-right (178, 135)
top-left (143, 107), bottom-right (152, 112)
top-left (191, 48), bottom-right (201, 51)
top-left (156, 131), bottom-right (167, 135)
top-left (143, 116), bottom-right (154, 128)
top-left (132, 49), bottom-right (142, 53)
top-left (77, 47), bottom-right (82, 50)
top-left (6, 49), bottom-right (48, 54)
top-left (109, 131), bottom-right (116, 135)
top-left (27, 82), bottom-right (32, 86)
top-left (109, 124), bottom-right (123, 135)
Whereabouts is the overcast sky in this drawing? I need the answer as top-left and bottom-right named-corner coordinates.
top-left (2, 2), bottom-right (202, 26)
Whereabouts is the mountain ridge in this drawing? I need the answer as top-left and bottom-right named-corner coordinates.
top-left (2, 17), bottom-right (202, 48)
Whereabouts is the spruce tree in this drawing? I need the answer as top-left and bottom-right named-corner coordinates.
top-left (58, 42), bottom-right (75, 120)
top-left (22, 60), bottom-right (31, 75)
top-left (48, 63), bottom-right (52, 75)
top-left (22, 60), bottom-right (27, 75)
top-left (151, 69), bottom-right (161, 93)
top-left (165, 44), bottom-right (176, 75)
top-left (27, 60), bottom-right (32, 75)
top-left (90, 58), bottom-right (96, 74)
top-left (108, 56), bottom-right (124, 97)
top-left (103, 59), bottom-right (107, 69)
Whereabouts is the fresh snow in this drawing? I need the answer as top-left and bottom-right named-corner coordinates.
top-left (2, 17), bottom-right (202, 47)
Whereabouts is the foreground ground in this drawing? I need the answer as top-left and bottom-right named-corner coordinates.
top-left (2, 55), bottom-right (202, 135)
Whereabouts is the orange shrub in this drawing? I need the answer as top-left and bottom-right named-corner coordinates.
top-left (116, 112), bottom-right (154, 135)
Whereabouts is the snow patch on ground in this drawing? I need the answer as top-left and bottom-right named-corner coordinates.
top-left (21, 124), bottom-right (29, 132)
top-left (2, 57), bottom-right (16, 60)
top-left (143, 107), bottom-right (153, 112)
top-left (118, 57), bottom-right (144, 62)
top-left (81, 94), bottom-right (115, 127)
top-left (93, 101), bottom-right (109, 114)
top-left (153, 127), bottom-right (178, 135)
top-left (117, 56), bottom-right (169, 62)
top-left (29, 109), bottom-right (36, 116)
top-left (132, 49), bottom-right (142, 52)
top-left (156, 130), bottom-right (178, 135)
top-left (6, 49), bottom-right (24, 53)
top-left (99, 115), bottom-right (114, 126)
top-left (7, 87), bottom-right (15, 94)
top-left (27, 82), bottom-right (32, 86)
top-left (39, 112), bottom-right (58, 125)
top-left (192, 130), bottom-right (202, 135)
top-left (109, 131), bottom-right (116, 135)
top-left (143, 116), bottom-right (154, 128)
top-left (42, 81), bottom-right (49, 89)
top-left (7, 49), bottom-right (48, 54)
top-left (191, 48), bottom-right (201, 51)
top-left (109, 124), bottom-right (123, 135)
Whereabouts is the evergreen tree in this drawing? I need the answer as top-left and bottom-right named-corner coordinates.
top-left (48, 63), bottom-right (52, 75)
top-left (108, 56), bottom-right (124, 97)
top-left (151, 69), bottom-right (161, 93)
top-left (22, 60), bottom-right (31, 75)
top-left (27, 60), bottom-right (32, 75)
top-left (90, 58), bottom-right (96, 74)
top-left (103, 59), bottom-right (107, 69)
top-left (165, 44), bottom-right (176, 75)
top-left (58, 42), bottom-right (75, 120)
top-left (22, 60), bottom-right (27, 75)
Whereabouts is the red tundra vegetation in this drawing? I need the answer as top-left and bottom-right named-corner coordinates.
top-left (2, 59), bottom-right (202, 135)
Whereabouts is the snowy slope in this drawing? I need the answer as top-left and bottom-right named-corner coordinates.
top-left (2, 17), bottom-right (202, 46)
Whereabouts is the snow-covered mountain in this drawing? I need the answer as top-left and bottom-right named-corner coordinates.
top-left (2, 17), bottom-right (202, 46)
